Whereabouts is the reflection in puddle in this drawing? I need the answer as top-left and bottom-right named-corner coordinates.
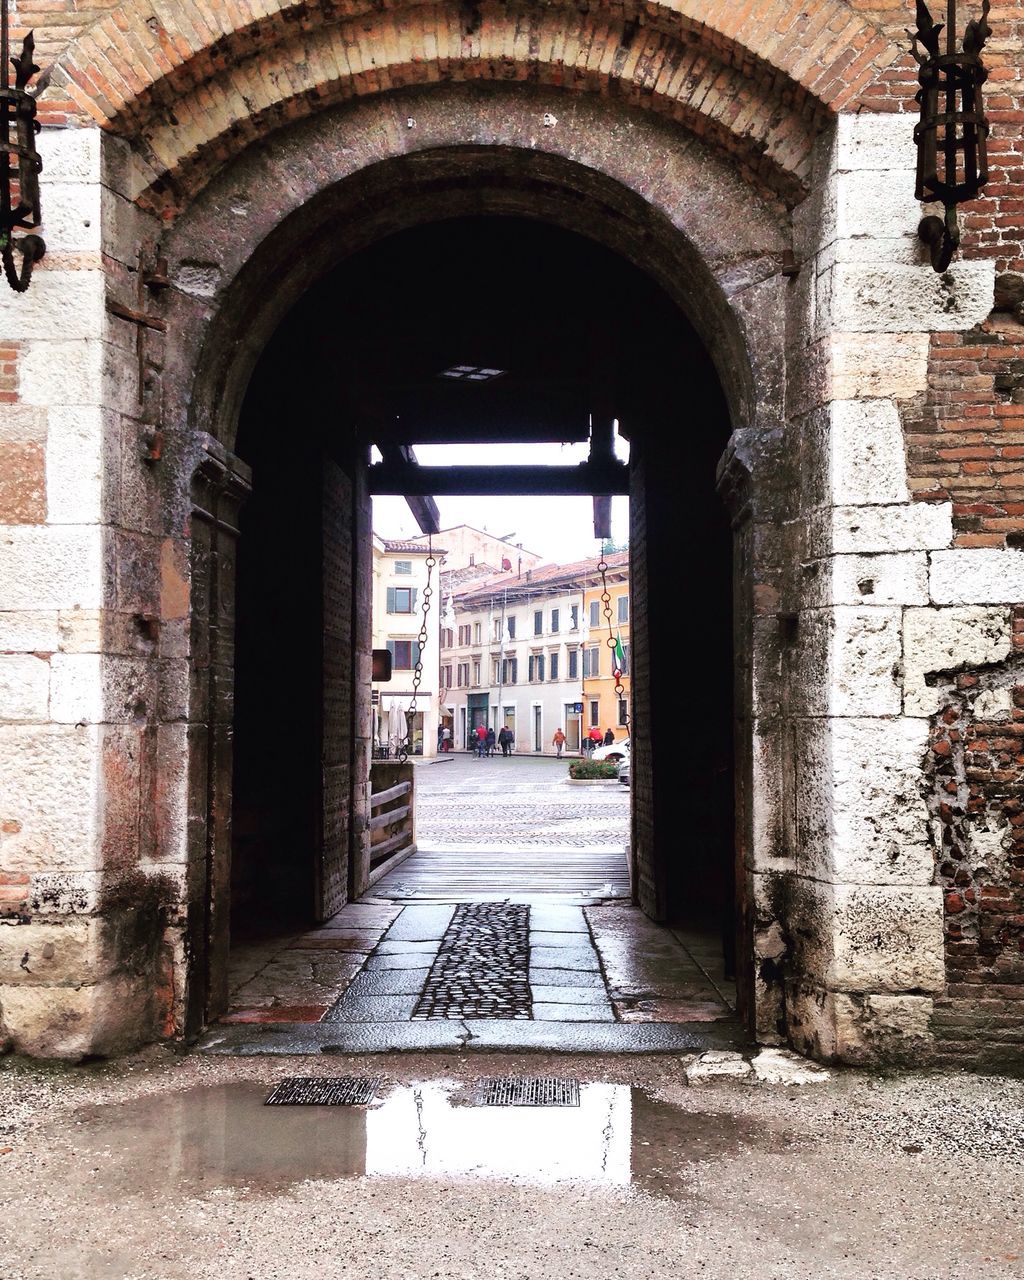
top-left (67, 1081), bottom-right (759, 1199)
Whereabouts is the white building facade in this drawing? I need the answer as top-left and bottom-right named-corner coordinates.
top-left (371, 538), bottom-right (446, 757)
top-left (441, 555), bottom-right (629, 753)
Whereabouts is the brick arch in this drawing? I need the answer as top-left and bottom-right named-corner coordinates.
top-left (46, 0), bottom-right (893, 214)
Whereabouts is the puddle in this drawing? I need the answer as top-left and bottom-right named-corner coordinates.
top-left (63, 1080), bottom-right (773, 1200)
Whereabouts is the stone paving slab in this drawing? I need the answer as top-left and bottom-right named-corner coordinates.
top-left (364, 950), bottom-right (442, 971)
top-left (385, 904), bottom-right (456, 941)
top-left (529, 985), bottom-right (614, 1006)
top-left (345, 968), bottom-right (432, 997)
top-left (527, 906), bottom-right (590, 933)
top-left (529, 946), bottom-right (602, 971)
top-left (532, 1003), bottom-right (615, 1022)
top-left (529, 967), bottom-right (605, 988)
top-left (375, 939), bottom-right (442, 955)
top-left (196, 1019), bottom-right (738, 1055)
top-left (321, 994), bottom-right (420, 1022)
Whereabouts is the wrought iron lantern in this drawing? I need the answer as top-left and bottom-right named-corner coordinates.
top-left (0, 4), bottom-right (44, 293)
top-left (910, 1), bottom-right (992, 272)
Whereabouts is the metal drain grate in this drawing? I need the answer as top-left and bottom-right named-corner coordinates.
top-left (475, 1076), bottom-right (581, 1107)
top-left (265, 1076), bottom-right (381, 1106)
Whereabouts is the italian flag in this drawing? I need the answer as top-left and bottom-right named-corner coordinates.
top-left (612, 633), bottom-right (626, 675)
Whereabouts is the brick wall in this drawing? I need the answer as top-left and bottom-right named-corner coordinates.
top-left (927, 604), bottom-right (1024, 1070)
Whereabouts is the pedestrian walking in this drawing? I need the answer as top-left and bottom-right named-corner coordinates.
top-left (552, 727), bottom-right (566, 759)
top-left (603, 727), bottom-right (615, 746)
top-left (486, 726), bottom-right (496, 757)
top-left (498, 726), bottom-right (513, 757)
top-left (475, 722), bottom-right (487, 758)
top-left (441, 725), bottom-right (451, 752)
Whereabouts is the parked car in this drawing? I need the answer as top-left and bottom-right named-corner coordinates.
top-left (590, 737), bottom-right (630, 763)
top-left (617, 755), bottom-right (630, 787)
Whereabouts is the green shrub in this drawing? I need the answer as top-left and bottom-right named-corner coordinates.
top-left (568, 760), bottom-right (619, 780)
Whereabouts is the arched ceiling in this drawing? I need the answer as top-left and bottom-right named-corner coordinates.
top-left (32, 0), bottom-right (906, 215)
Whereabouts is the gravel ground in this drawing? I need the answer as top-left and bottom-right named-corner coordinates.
top-left (1, 1050), bottom-right (1021, 1279)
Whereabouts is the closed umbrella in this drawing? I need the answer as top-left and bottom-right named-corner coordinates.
top-left (387, 699), bottom-right (407, 753)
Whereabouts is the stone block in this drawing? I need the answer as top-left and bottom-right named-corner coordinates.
top-left (835, 114), bottom-right (917, 173)
top-left (829, 261), bottom-right (994, 333)
top-left (0, 611), bottom-right (61, 652)
top-left (829, 553), bottom-right (929, 607)
top-left (798, 717), bottom-right (933, 886)
top-left (46, 405), bottom-right (105, 525)
top-left (834, 169), bottom-right (921, 242)
top-left (37, 180), bottom-right (102, 253)
top-left (831, 502), bottom-right (953, 554)
top-left (903, 606), bottom-right (1012, 717)
top-left (833, 993), bottom-right (935, 1066)
top-left (831, 606), bottom-right (902, 716)
top-left (0, 970), bottom-right (157, 1059)
top-left (28, 870), bottom-right (102, 914)
top-left (750, 1047), bottom-right (830, 1084)
top-left (0, 271), bottom-right (105, 343)
top-left (0, 724), bottom-right (99, 872)
top-left (0, 917), bottom-right (113, 984)
top-left (929, 549), bottom-right (1024, 605)
top-left (684, 1051), bottom-right (751, 1083)
top-left (0, 406), bottom-right (47, 524)
top-left (0, 526), bottom-right (104, 610)
top-left (829, 331), bottom-right (930, 401)
top-left (792, 607), bottom-right (902, 717)
top-left (0, 653), bottom-right (50, 721)
top-left (38, 127), bottom-right (102, 183)
top-left (19, 339), bottom-right (104, 407)
top-left (831, 885), bottom-right (945, 993)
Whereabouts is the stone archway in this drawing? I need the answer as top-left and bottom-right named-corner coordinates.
top-left (3, 3), bottom-right (997, 1063)
top-left (142, 87), bottom-right (789, 1035)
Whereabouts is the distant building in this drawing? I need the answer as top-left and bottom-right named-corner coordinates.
top-left (583, 560), bottom-right (631, 743)
top-left (442, 552), bottom-right (629, 752)
top-left (371, 537), bottom-right (446, 757)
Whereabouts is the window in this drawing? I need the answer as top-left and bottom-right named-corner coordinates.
top-left (549, 652), bottom-right (559, 681)
top-left (394, 560), bottom-right (412, 575)
top-left (528, 654), bottom-right (545, 683)
top-left (583, 645), bottom-right (601, 678)
top-left (458, 624), bottom-right (472, 646)
top-left (568, 648), bottom-right (579, 680)
top-left (533, 610), bottom-right (543, 636)
top-left (617, 644), bottom-right (630, 677)
top-left (457, 662), bottom-right (470, 687)
top-left (473, 660), bottom-right (481, 686)
top-left (589, 699), bottom-right (600, 728)
top-left (570, 604), bottom-right (579, 631)
top-left (618, 595), bottom-right (629, 623)
top-left (507, 616), bottom-right (517, 640)
top-left (502, 657), bottom-right (518, 685)
top-left (441, 664), bottom-right (453, 689)
top-left (441, 627), bottom-right (454, 649)
top-left (387, 587), bottom-right (416, 614)
top-left (551, 608), bottom-right (559, 633)
top-left (589, 600), bottom-right (600, 627)
top-left (492, 658), bottom-right (500, 684)
top-left (618, 697), bottom-right (629, 726)
top-left (474, 622), bottom-right (481, 644)
top-left (387, 639), bottom-right (422, 670)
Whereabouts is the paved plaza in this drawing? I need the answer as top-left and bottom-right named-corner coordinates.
top-left (412, 753), bottom-right (630, 848)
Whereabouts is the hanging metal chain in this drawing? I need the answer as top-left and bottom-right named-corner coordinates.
top-left (398, 538), bottom-right (436, 763)
top-left (598, 556), bottom-right (629, 732)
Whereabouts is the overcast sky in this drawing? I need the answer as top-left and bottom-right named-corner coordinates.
top-left (372, 441), bottom-right (630, 565)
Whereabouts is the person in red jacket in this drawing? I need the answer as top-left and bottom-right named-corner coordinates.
top-left (475, 722), bottom-right (488, 758)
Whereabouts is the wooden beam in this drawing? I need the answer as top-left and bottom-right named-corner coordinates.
top-left (378, 443), bottom-right (441, 533)
top-left (593, 494), bottom-right (613, 540)
top-left (367, 462), bottom-right (630, 497)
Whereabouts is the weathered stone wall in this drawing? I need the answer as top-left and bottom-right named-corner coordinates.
top-left (2, 3), bottom-right (1024, 1065)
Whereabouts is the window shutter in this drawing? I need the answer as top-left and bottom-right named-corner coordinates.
top-left (387, 587), bottom-right (396, 612)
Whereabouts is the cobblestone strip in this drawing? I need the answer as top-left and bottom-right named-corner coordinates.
top-left (412, 904), bottom-right (532, 1020)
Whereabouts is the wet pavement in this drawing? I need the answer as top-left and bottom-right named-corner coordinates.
top-left (216, 899), bottom-right (739, 1054)
top-left (1, 1049), bottom-right (1022, 1279)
